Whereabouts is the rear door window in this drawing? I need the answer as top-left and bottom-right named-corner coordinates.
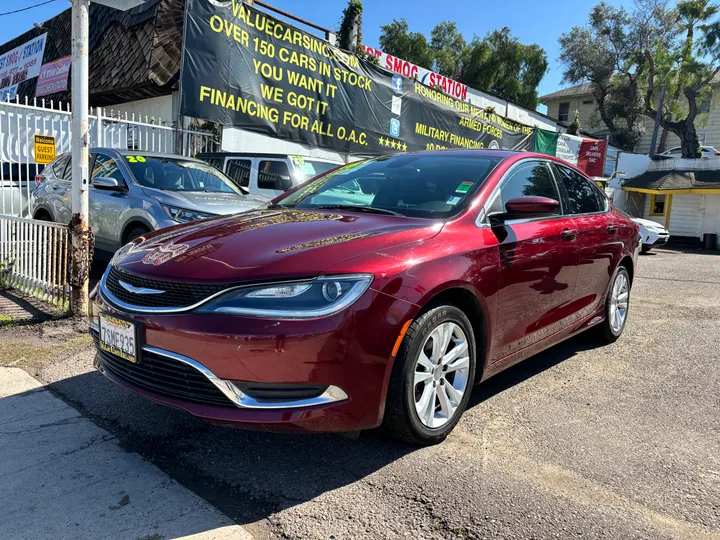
top-left (226, 159), bottom-right (252, 188)
top-left (258, 160), bottom-right (292, 191)
top-left (553, 165), bottom-right (602, 214)
top-left (52, 155), bottom-right (70, 180)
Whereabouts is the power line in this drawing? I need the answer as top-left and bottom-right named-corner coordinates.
top-left (0, 0), bottom-right (59, 17)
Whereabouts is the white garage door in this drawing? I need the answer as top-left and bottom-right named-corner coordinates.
top-left (668, 195), bottom-right (703, 238)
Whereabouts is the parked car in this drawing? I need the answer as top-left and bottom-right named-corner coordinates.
top-left (196, 152), bottom-right (342, 199)
top-left (633, 217), bottom-right (670, 252)
top-left (31, 149), bottom-right (269, 259)
top-left (90, 150), bottom-right (639, 445)
top-left (658, 146), bottom-right (720, 159)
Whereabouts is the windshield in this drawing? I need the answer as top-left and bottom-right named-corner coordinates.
top-left (275, 153), bottom-right (501, 219)
top-left (124, 156), bottom-right (243, 194)
top-left (292, 159), bottom-right (341, 182)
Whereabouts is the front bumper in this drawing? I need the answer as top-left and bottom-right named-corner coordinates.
top-left (90, 284), bottom-right (416, 432)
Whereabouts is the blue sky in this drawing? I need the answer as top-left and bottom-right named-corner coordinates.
top-left (1, 0), bottom-right (637, 113)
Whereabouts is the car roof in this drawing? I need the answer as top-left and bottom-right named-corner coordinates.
top-left (195, 152), bottom-right (340, 162)
top-left (89, 148), bottom-right (205, 162)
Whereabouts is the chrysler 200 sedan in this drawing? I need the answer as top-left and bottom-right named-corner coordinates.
top-left (90, 150), bottom-right (639, 445)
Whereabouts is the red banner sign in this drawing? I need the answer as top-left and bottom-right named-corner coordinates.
top-left (577, 139), bottom-right (607, 177)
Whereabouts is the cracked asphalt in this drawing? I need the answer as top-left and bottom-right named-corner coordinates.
top-left (2, 248), bottom-right (719, 539)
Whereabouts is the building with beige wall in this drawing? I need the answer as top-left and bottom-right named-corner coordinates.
top-left (540, 83), bottom-right (720, 154)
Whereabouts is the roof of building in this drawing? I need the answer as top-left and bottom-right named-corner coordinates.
top-left (623, 169), bottom-right (720, 191)
top-left (539, 83), bottom-right (595, 103)
top-left (541, 72), bottom-right (720, 104)
top-left (0, 0), bottom-right (182, 107)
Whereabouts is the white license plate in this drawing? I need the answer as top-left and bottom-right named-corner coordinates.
top-left (99, 313), bottom-right (138, 363)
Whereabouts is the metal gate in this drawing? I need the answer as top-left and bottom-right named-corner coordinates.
top-left (0, 96), bottom-right (219, 219)
top-left (0, 215), bottom-right (70, 309)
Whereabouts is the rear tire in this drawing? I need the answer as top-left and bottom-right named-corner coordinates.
top-left (641, 244), bottom-right (652, 254)
top-left (383, 305), bottom-right (476, 446)
top-left (590, 266), bottom-right (631, 344)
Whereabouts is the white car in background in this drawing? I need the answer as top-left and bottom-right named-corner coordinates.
top-left (633, 217), bottom-right (670, 253)
top-left (659, 146), bottom-right (720, 159)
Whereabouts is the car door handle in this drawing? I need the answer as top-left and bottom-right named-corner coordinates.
top-left (606, 224), bottom-right (618, 234)
top-left (561, 228), bottom-right (578, 241)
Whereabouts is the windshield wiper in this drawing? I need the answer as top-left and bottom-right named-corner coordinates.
top-left (312, 204), bottom-right (403, 216)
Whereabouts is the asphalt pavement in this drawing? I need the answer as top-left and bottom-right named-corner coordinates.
top-left (1, 247), bottom-right (719, 539)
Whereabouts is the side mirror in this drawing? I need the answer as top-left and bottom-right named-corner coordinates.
top-left (489, 196), bottom-right (559, 224)
top-left (279, 174), bottom-right (293, 191)
top-left (92, 177), bottom-right (125, 191)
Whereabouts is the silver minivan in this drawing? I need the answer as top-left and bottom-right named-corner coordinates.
top-left (197, 153), bottom-right (342, 199)
top-left (31, 148), bottom-right (268, 258)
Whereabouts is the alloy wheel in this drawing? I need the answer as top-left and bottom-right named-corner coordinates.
top-left (609, 272), bottom-right (629, 333)
top-left (413, 322), bottom-right (470, 429)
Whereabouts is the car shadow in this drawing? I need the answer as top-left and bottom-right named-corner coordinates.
top-left (40, 332), bottom-right (603, 530)
top-left (467, 334), bottom-right (599, 409)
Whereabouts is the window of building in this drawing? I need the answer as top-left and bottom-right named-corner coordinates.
top-left (650, 194), bottom-right (666, 216)
top-left (558, 102), bottom-right (570, 122)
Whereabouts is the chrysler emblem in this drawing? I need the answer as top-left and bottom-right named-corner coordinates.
top-left (118, 280), bottom-right (165, 295)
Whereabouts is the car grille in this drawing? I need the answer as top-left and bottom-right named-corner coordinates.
top-left (95, 341), bottom-right (235, 407)
top-left (104, 265), bottom-right (230, 308)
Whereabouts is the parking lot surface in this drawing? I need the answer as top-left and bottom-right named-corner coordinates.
top-left (1, 248), bottom-right (719, 539)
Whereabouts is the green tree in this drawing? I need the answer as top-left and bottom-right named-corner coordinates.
top-left (337, 0), bottom-right (363, 52)
top-left (641, 0), bottom-right (720, 157)
top-left (558, 2), bottom-right (645, 149)
top-left (379, 19), bottom-right (434, 69)
top-left (378, 20), bottom-right (547, 108)
top-left (461, 28), bottom-right (548, 109)
top-left (430, 22), bottom-right (466, 78)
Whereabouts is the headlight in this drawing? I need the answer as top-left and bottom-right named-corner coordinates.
top-left (195, 274), bottom-right (373, 319)
top-left (162, 204), bottom-right (214, 223)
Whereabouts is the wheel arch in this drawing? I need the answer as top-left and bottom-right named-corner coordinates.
top-left (32, 204), bottom-right (54, 221)
top-left (619, 255), bottom-right (634, 286)
top-left (413, 283), bottom-right (490, 382)
top-left (121, 217), bottom-right (153, 244)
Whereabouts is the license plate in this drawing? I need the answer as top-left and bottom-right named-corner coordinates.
top-left (99, 313), bottom-right (139, 363)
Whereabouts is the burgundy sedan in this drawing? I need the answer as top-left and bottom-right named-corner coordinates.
top-left (90, 150), bottom-right (639, 445)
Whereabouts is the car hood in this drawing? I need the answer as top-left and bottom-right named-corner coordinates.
top-left (141, 187), bottom-right (269, 215)
top-left (113, 208), bottom-right (444, 282)
top-left (632, 217), bottom-right (667, 230)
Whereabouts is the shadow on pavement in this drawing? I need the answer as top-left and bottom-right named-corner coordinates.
top-left (40, 333), bottom-right (601, 529)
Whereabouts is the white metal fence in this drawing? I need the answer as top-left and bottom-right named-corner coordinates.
top-left (0, 96), bottom-right (219, 219)
top-left (0, 214), bottom-right (70, 309)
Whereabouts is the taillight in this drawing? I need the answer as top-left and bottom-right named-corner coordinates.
top-left (34, 175), bottom-right (44, 186)
top-left (714, 152), bottom-right (720, 156)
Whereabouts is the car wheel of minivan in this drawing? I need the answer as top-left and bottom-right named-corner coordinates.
top-left (383, 305), bottom-right (476, 446)
top-left (124, 226), bottom-right (149, 244)
top-left (591, 266), bottom-right (631, 344)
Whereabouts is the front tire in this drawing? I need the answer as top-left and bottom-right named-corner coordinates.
top-left (383, 305), bottom-right (476, 445)
top-left (591, 266), bottom-right (631, 343)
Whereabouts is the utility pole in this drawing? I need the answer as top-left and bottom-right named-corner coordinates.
top-left (70, 0), bottom-right (91, 316)
top-left (648, 85), bottom-right (666, 158)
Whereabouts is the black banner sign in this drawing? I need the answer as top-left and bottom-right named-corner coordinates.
top-left (181, 0), bottom-right (535, 155)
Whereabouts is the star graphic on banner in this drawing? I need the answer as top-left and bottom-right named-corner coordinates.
top-left (401, 143), bottom-right (408, 151)
top-left (391, 140), bottom-right (397, 149)
top-left (378, 136), bottom-right (386, 146)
